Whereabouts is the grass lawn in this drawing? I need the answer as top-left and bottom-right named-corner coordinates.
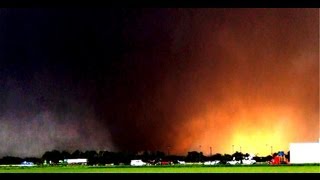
top-left (0, 164), bottom-right (319, 173)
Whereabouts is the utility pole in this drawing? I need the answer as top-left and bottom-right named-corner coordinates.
top-left (210, 146), bottom-right (212, 156)
top-left (232, 145), bottom-right (234, 154)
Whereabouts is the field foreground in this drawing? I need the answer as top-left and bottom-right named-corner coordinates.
top-left (0, 164), bottom-right (319, 173)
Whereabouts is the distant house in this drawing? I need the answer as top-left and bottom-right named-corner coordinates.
top-left (64, 158), bottom-right (88, 165)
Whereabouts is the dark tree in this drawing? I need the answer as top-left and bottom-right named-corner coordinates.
top-left (154, 151), bottom-right (165, 161)
top-left (264, 155), bottom-right (273, 162)
top-left (83, 150), bottom-right (99, 165)
top-left (253, 155), bottom-right (263, 162)
top-left (186, 151), bottom-right (203, 162)
top-left (211, 153), bottom-right (223, 161)
top-left (41, 150), bottom-right (62, 164)
top-left (0, 156), bottom-right (22, 164)
top-left (71, 150), bottom-right (83, 159)
top-left (61, 151), bottom-right (72, 160)
top-left (221, 154), bottom-right (232, 164)
top-left (23, 157), bottom-right (42, 164)
top-left (232, 151), bottom-right (244, 161)
top-left (100, 151), bottom-right (116, 164)
top-left (286, 151), bottom-right (290, 161)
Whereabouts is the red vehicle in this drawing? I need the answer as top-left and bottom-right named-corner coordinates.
top-left (158, 161), bottom-right (173, 165)
top-left (270, 151), bottom-right (289, 165)
top-left (161, 161), bottom-right (170, 165)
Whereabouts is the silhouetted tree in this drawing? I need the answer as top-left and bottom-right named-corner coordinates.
top-left (140, 151), bottom-right (153, 162)
top-left (100, 151), bottom-right (117, 164)
top-left (114, 151), bottom-right (130, 165)
top-left (0, 156), bottom-right (22, 164)
top-left (122, 151), bottom-right (136, 164)
top-left (186, 151), bottom-right (203, 162)
top-left (84, 150), bottom-right (98, 165)
top-left (232, 151), bottom-right (244, 161)
top-left (253, 156), bottom-right (262, 162)
top-left (265, 155), bottom-right (273, 162)
top-left (154, 151), bottom-right (165, 161)
top-left (286, 151), bottom-right (290, 161)
top-left (41, 150), bottom-right (62, 163)
top-left (61, 151), bottom-right (71, 160)
top-left (23, 157), bottom-right (42, 164)
top-left (71, 150), bottom-right (83, 158)
top-left (220, 154), bottom-right (232, 164)
top-left (166, 155), bottom-right (185, 162)
top-left (211, 153), bottom-right (222, 161)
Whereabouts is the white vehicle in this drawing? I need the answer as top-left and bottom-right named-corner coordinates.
top-left (130, 160), bottom-right (146, 166)
top-left (20, 161), bottom-right (35, 167)
top-left (64, 158), bottom-right (88, 165)
top-left (242, 159), bottom-right (256, 165)
top-left (227, 157), bottom-right (241, 165)
top-left (227, 160), bottom-right (241, 165)
top-left (204, 160), bottom-right (220, 165)
top-left (177, 160), bottom-right (186, 165)
top-left (242, 154), bottom-right (256, 165)
top-left (227, 154), bottom-right (256, 165)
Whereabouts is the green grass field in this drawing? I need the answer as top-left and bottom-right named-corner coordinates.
top-left (0, 165), bottom-right (319, 173)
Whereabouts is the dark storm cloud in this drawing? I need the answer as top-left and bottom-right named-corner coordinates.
top-left (0, 73), bottom-right (114, 157)
top-left (0, 8), bottom-right (318, 157)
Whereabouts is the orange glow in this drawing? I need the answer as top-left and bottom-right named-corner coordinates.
top-left (169, 94), bottom-right (318, 156)
top-left (162, 9), bottom-right (319, 156)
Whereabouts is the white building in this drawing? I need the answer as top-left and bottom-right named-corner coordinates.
top-left (64, 158), bottom-right (88, 165)
top-left (289, 142), bottom-right (320, 164)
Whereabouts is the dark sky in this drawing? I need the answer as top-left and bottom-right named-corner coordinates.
top-left (0, 8), bottom-right (319, 157)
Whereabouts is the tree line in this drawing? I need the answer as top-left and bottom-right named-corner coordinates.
top-left (0, 150), bottom-right (289, 165)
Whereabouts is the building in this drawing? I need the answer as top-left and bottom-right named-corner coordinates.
top-left (289, 142), bottom-right (320, 164)
top-left (64, 158), bottom-right (88, 165)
